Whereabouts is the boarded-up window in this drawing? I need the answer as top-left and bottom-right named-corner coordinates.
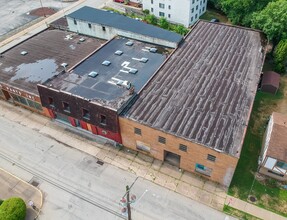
top-left (100, 115), bottom-right (107, 125)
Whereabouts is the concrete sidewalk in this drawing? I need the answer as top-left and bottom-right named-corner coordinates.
top-left (0, 168), bottom-right (43, 220)
top-left (1, 100), bottom-right (286, 220)
top-left (225, 195), bottom-right (286, 220)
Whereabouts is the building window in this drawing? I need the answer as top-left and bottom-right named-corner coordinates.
top-left (102, 26), bottom-right (106, 31)
top-left (88, 23), bottom-right (92, 28)
top-left (276, 161), bottom-right (287, 169)
top-left (168, 5), bottom-right (171, 9)
top-left (134, 127), bottom-right (142, 135)
top-left (158, 136), bottom-right (166, 144)
top-left (159, 3), bottom-right (165, 9)
top-left (73, 19), bottom-right (77, 25)
top-left (196, 5), bottom-right (198, 10)
top-left (151, 0), bottom-right (153, 3)
top-left (191, 8), bottom-right (194, 13)
top-left (195, 163), bottom-right (212, 176)
top-left (191, 16), bottom-right (193, 22)
top-left (151, 7), bottom-right (153, 12)
top-left (192, 0), bottom-right (195, 3)
top-left (159, 12), bottom-right (165, 17)
top-left (200, 0), bottom-right (202, 5)
top-left (48, 97), bottom-right (54, 107)
top-left (195, 14), bottom-right (198, 19)
top-left (168, 14), bottom-right (171, 18)
top-left (179, 144), bottom-right (187, 152)
top-left (82, 108), bottom-right (90, 120)
top-left (203, 6), bottom-right (205, 11)
top-left (62, 101), bottom-right (70, 112)
top-left (11, 94), bottom-right (42, 111)
top-left (207, 154), bottom-right (216, 162)
top-left (100, 115), bottom-right (107, 125)
top-left (203, 0), bottom-right (205, 3)
top-left (199, 9), bottom-right (201, 13)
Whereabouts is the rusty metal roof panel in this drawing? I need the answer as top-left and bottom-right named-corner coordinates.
top-left (125, 21), bottom-right (265, 156)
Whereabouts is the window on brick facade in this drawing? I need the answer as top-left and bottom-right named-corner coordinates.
top-left (159, 12), bottom-right (165, 17)
top-left (82, 108), bottom-right (90, 120)
top-left (159, 3), bottom-right (165, 8)
top-left (134, 127), bottom-right (142, 135)
top-left (62, 101), bottom-right (70, 112)
top-left (179, 144), bottom-right (187, 152)
top-left (48, 97), bottom-right (54, 107)
top-left (88, 23), bottom-right (92, 28)
top-left (100, 115), bottom-right (107, 125)
top-left (207, 154), bottom-right (216, 162)
top-left (158, 136), bottom-right (166, 144)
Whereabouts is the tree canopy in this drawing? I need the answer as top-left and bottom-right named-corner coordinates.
top-left (0, 197), bottom-right (26, 220)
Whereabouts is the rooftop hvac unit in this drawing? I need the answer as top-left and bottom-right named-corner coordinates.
top-left (102, 60), bottom-right (111, 66)
top-left (149, 48), bottom-right (157, 53)
top-left (79, 37), bottom-right (86, 42)
top-left (88, 71), bottom-right (98, 78)
top-left (140, 57), bottom-right (148, 63)
top-left (116, 80), bottom-right (131, 90)
top-left (129, 68), bottom-right (138, 74)
top-left (21, 51), bottom-right (28, 56)
top-left (61, 63), bottom-right (68, 68)
top-left (125, 41), bottom-right (134, 46)
top-left (115, 50), bottom-right (123, 56)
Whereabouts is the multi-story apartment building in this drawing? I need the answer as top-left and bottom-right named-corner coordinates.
top-left (142, 0), bottom-right (207, 27)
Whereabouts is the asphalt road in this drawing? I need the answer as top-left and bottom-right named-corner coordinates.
top-left (0, 115), bottom-right (237, 220)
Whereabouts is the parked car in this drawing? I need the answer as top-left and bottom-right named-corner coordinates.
top-left (114, 0), bottom-right (124, 3)
top-left (210, 18), bottom-right (219, 22)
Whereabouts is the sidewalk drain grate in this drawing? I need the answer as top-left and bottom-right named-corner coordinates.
top-left (31, 180), bottom-right (39, 187)
top-left (97, 160), bottom-right (104, 166)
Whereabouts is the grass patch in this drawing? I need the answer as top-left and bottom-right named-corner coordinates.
top-left (228, 75), bottom-right (287, 217)
top-left (223, 205), bottom-right (262, 220)
top-left (199, 8), bottom-right (229, 23)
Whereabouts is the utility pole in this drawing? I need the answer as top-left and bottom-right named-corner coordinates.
top-left (126, 185), bottom-right (131, 220)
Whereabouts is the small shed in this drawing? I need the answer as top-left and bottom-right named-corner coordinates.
top-left (261, 71), bottom-right (280, 94)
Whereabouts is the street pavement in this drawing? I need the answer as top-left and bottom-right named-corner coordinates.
top-left (0, 101), bottom-right (236, 220)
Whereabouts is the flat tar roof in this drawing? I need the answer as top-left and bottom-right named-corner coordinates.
top-left (67, 6), bottom-right (182, 44)
top-left (125, 21), bottom-right (265, 156)
top-left (0, 29), bottom-right (105, 95)
top-left (45, 36), bottom-right (170, 110)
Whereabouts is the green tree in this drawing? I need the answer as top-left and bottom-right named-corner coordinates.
top-left (0, 197), bottom-right (26, 220)
top-left (174, 25), bottom-right (189, 35)
top-left (143, 9), bottom-right (150, 15)
top-left (220, 0), bottom-right (270, 26)
top-left (144, 14), bottom-right (158, 25)
top-left (158, 17), bottom-right (169, 29)
top-left (251, 0), bottom-right (287, 43)
top-left (274, 39), bottom-right (287, 73)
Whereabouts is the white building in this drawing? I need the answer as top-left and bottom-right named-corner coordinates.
top-left (142, 0), bottom-right (207, 27)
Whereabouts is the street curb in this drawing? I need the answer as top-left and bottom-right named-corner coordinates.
top-left (0, 167), bottom-right (43, 218)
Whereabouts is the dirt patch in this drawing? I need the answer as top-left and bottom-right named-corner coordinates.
top-left (29, 7), bottom-right (57, 17)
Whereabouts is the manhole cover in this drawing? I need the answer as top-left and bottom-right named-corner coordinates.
top-left (249, 196), bottom-right (257, 202)
top-left (96, 160), bottom-right (104, 166)
top-left (31, 180), bottom-right (39, 187)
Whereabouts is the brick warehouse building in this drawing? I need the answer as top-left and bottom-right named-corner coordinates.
top-left (119, 21), bottom-right (266, 186)
top-left (0, 29), bottom-right (105, 116)
top-left (38, 36), bottom-right (171, 142)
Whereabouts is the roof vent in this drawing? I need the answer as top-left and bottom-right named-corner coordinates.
top-left (61, 63), bottom-right (68, 67)
top-left (102, 60), bottom-right (111, 66)
top-left (149, 48), bottom-right (157, 53)
top-left (21, 51), bottom-right (28, 56)
top-left (88, 71), bottom-right (98, 78)
top-left (79, 37), bottom-right (85, 42)
top-left (126, 41), bottom-right (134, 46)
top-left (115, 50), bottom-right (123, 56)
top-left (129, 68), bottom-right (138, 74)
top-left (117, 80), bottom-right (131, 90)
top-left (140, 57), bottom-right (148, 63)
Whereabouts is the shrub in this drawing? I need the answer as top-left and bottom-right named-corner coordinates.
top-left (0, 197), bottom-right (26, 220)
